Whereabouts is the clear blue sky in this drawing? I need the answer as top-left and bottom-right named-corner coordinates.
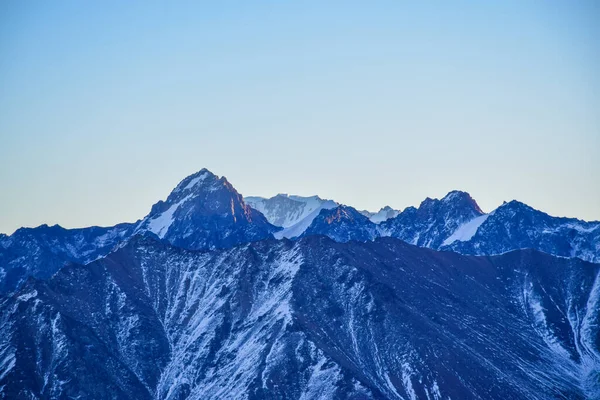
top-left (1, 1), bottom-right (599, 234)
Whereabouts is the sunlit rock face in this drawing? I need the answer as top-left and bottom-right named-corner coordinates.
top-left (2, 235), bottom-right (598, 399)
top-left (134, 168), bottom-right (278, 250)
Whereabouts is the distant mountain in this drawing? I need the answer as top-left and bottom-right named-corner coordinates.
top-left (442, 200), bottom-right (600, 262)
top-left (245, 194), bottom-right (337, 228)
top-left (2, 171), bottom-right (600, 399)
top-left (0, 223), bottom-right (135, 294)
top-left (245, 194), bottom-right (338, 239)
top-left (378, 191), bottom-right (600, 263)
top-left (135, 169), bottom-right (277, 250)
top-left (296, 191), bottom-right (483, 246)
top-left (2, 174), bottom-right (599, 298)
top-left (245, 195), bottom-right (401, 238)
top-left (0, 169), bottom-right (278, 294)
top-left (300, 205), bottom-right (378, 242)
top-left (380, 190), bottom-right (485, 248)
top-left (297, 190), bottom-right (600, 263)
top-left (2, 235), bottom-right (598, 399)
top-left (359, 206), bottom-right (400, 224)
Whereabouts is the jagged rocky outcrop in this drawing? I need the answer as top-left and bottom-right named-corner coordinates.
top-left (1, 236), bottom-right (598, 399)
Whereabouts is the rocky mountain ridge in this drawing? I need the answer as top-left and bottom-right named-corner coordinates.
top-left (1, 235), bottom-right (598, 399)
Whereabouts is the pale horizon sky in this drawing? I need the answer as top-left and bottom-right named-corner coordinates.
top-left (1, 1), bottom-right (599, 235)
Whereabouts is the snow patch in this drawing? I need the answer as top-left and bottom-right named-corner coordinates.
top-left (580, 269), bottom-right (600, 359)
top-left (299, 352), bottom-right (342, 400)
top-left (17, 290), bottom-right (37, 302)
top-left (51, 313), bottom-right (67, 357)
top-left (442, 214), bottom-right (489, 246)
top-left (0, 348), bottom-right (15, 381)
top-left (145, 193), bottom-right (194, 239)
top-left (401, 363), bottom-right (417, 400)
top-left (182, 172), bottom-right (209, 191)
top-left (431, 380), bottom-right (442, 400)
top-left (523, 281), bottom-right (571, 359)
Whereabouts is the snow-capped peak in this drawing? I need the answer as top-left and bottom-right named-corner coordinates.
top-left (168, 168), bottom-right (225, 200)
top-left (174, 168), bottom-right (214, 193)
top-left (368, 206), bottom-right (400, 224)
top-left (133, 168), bottom-right (276, 249)
top-left (245, 194), bottom-right (338, 230)
top-left (441, 214), bottom-right (490, 246)
top-left (441, 190), bottom-right (484, 214)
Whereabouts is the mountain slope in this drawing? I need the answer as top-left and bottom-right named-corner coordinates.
top-left (1, 236), bottom-right (598, 399)
top-left (0, 223), bottom-right (135, 294)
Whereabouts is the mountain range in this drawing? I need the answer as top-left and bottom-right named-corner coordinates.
top-left (245, 190), bottom-right (600, 264)
top-left (0, 169), bottom-right (277, 294)
top-left (1, 168), bottom-right (599, 399)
